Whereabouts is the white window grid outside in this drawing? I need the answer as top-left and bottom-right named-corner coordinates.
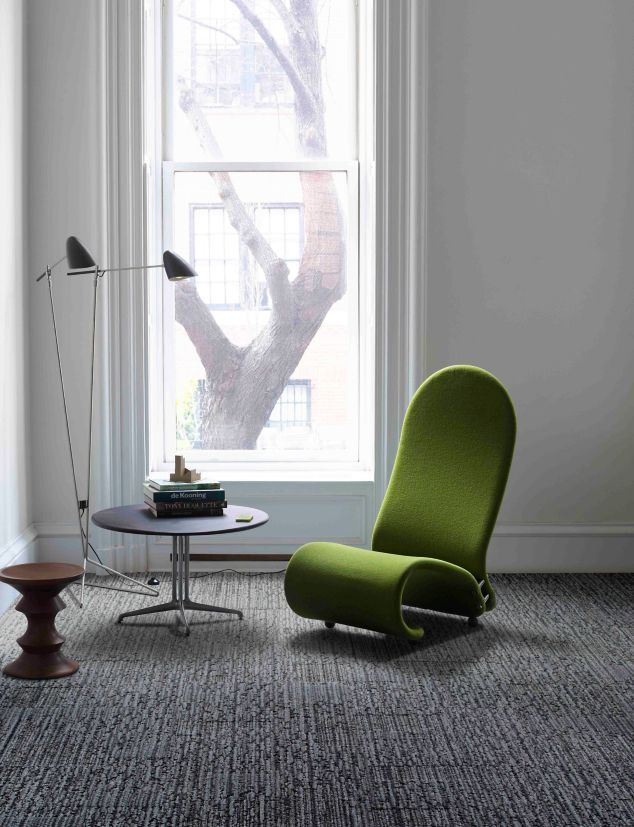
top-left (159, 159), bottom-right (360, 468)
top-left (190, 201), bottom-right (303, 309)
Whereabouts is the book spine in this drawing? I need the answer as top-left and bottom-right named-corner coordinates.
top-left (147, 479), bottom-right (220, 491)
top-left (148, 509), bottom-right (225, 518)
top-left (144, 497), bottom-right (226, 515)
top-left (143, 487), bottom-right (226, 503)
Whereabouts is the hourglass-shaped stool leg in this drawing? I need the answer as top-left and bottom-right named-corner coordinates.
top-left (0, 563), bottom-right (84, 680)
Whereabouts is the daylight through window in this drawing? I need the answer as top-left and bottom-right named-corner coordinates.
top-left (155, 0), bottom-right (364, 467)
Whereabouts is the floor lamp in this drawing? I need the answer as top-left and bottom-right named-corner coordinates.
top-left (36, 237), bottom-right (198, 606)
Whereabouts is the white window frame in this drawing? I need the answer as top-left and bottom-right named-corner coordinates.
top-left (147, 1), bottom-right (375, 481)
top-left (98, 0), bottom-right (426, 565)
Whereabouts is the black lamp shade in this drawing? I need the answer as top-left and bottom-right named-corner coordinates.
top-left (66, 236), bottom-right (97, 270)
top-left (163, 250), bottom-right (198, 281)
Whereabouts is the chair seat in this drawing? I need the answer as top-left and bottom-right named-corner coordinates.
top-left (284, 542), bottom-right (487, 640)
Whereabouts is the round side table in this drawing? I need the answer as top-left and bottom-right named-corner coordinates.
top-left (0, 562), bottom-right (84, 679)
top-left (92, 504), bottom-right (269, 636)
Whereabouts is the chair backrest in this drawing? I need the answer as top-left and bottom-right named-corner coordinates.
top-left (372, 365), bottom-right (516, 581)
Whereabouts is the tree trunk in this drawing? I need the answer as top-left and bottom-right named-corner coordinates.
top-left (180, 170), bottom-right (344, 449)
top-left (176, 0), bottom-right (345, 450)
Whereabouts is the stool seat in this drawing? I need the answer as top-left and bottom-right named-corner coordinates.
top-left (0, 562), bottom-right (83, 680)
top-left (0, 562), bottom-right (84, 588)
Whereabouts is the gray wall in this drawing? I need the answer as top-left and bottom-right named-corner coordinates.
top-left (427, 0), bottom-right (634, 526)
top-left (0, 1), bottom-right (30, 549)
top-left (22, 0), bottom-right (634, 569)
top-left (27, 0), bottom-right (103, 527)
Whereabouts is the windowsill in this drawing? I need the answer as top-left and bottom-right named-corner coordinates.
top-left (149, 465), bottom-right (375, 484)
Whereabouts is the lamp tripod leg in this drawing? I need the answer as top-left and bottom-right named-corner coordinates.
top-left (84, 558), bottom-right (160, 597)
top-left (80, 556), bottom-right (87, 608)
top-left (80, 511), bottom-right (88, 607)
top-left (46, 268), bottom-right (90, 605)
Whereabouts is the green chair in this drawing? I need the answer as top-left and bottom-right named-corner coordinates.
top-left (284, 365), bottom-right (516, 640)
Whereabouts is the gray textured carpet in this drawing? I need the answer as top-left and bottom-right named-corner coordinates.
top-left (0, 573), bottom-right (632, 826)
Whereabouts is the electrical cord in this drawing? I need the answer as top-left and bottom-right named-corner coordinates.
top-left (189, 568), bottom-right (286, 580)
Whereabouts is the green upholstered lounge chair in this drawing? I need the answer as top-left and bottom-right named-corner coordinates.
top-left (284, 365), bottom-right (516, 640)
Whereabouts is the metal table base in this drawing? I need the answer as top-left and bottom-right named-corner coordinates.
top-left (116, 536), bottom-right (243, 635)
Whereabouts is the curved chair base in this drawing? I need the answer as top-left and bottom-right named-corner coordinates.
top-left (285, 543), bottom-right (490, 640)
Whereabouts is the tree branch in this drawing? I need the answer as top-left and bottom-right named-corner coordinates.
top-left (175, 279), bottom-right (237, 378)
top-left (228, 0), bottom-right (317, 120)
top-left (178, 78), bottom-right (293, 318)
top-left (177, 77), bottom-right (224, 156)
top-left (269, 0), bottom-right (296, 41)
top-left (172, 0), bottom-right (348, 448)
top-left (177, 15), bottom-right (240, 45)
top-left (287, 0), bottom-right (327, 156)
top-left (291, 171), bottom-right (345, 308)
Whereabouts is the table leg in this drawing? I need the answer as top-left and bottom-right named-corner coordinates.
top-left (177, 536), bottom-right (190, 635)
top-left (116, 600), bottom-right (180, 623)
top-left (184, 538), bottom-right (190, 601)
top-left (182, 600), bottom-right (243, 619)
top-left (181, 536), bottom-right (243, 620)
top-left (171, 537), bottom-right (178, 602)
top-left (116, 538), bottom-right (181, 625)
top-left (117, 533), bottom-right (243, 631)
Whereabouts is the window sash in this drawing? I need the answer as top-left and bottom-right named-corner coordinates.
top-left (156, 159), bottom-right (363, 469)
top-left (150, 0), bottom-right (375, 479)
top-left (162, 0), bottom-right (359, 163)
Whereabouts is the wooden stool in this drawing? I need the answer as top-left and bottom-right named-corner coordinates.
top-left (0, 562), bottom-right (83, 679)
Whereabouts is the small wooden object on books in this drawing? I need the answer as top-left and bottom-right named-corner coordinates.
top-left (170, 454), bottom-right (201, 483)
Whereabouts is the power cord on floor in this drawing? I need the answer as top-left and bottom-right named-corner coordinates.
top-left (189, 568), bottom-right (286, 579)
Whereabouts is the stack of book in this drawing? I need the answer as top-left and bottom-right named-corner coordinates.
top-left (143, 477), bottom-right (227, 518)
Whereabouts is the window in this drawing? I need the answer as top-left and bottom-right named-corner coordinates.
top-left (190, 203), bottom-right (303, 309)
top-left (151, 0), bottom-right (371, 472)
top-left (267, 380), bottom-right (311, 430)
top-left (176, 376), bottom-right (310, 450)
top-left (185, 0), bottom-right (294, 111)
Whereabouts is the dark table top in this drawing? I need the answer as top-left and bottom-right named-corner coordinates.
top-left (92, 504), bottom-right (269, 537)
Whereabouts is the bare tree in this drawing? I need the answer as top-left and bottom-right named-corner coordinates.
top-left (175, 0), bottom-right (345, 449)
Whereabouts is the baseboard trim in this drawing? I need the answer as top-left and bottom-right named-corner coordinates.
top-left (31, 522), bottom-right (634, 572)
top-left (488, 527), bottom-right (634, 572)
top-left (0, 525), bottom-right (38, 614)
top-left (0, 525), bottom-right (37, 568)
top-left (34, 522), bottom-right (78, 538)
top-left (188, 553), bottom-right (291, 562)
top-left (35, 522), bottom-right (148, 574)
top-left (495, 523), bottom-right (634, 537)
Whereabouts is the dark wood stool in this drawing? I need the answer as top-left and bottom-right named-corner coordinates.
top-left (0, 562), bottom-right (84, 679)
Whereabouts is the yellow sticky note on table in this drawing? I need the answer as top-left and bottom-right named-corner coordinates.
top-left (235, 514), bottom-right (253, 523)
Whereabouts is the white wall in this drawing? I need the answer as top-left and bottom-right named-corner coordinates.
top-left (427, 0), bottom-right (634, 562)
top-left (0, 0), bottom-right (36, 612)
top-left (27, 0), bottom-right (103, 536)
top-left (25, 0), bottom-right (634, 571)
